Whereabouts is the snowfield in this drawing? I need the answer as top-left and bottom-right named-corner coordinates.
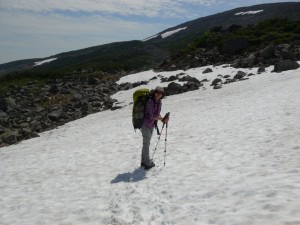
top-left (1, 64), bottom-right (300, 225)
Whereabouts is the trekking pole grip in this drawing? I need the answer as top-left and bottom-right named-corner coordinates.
top-left (163, 112), bottom-right (170, 126)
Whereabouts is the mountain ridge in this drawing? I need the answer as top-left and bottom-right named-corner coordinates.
top-left (1, 2), bottom-right (300, 76)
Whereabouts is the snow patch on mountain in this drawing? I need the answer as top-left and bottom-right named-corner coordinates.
top-left (235, 10), bottom-right (264, 15)
top-left (34, 58), bottom-right (57, 66)
top-left (142, 34), bottom-right (159, 42)
top-left (143, 27), bottom-right (188, 41)
top-left (161, 27), bottom-right (187, 38)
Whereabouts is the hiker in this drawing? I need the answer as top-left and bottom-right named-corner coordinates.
top-left (141, 86), bottom-right (169, 170)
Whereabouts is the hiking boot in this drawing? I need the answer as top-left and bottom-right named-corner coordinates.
top-left (141, 162), bottom-right (155, 170)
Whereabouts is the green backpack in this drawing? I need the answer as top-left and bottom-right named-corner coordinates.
top-left (132, 88), bottom-right (151, 129)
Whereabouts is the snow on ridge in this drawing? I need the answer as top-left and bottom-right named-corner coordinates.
top-left (235, 10), bottom-right (264, 16)
top-left (34, 58), bottom-right (57, 66)
top-left (161, 27), bottom-right (187, 39)
top-left (142, 27), bottom-right (187, 41)
top-left (142, 34), bottom-right (159, 42)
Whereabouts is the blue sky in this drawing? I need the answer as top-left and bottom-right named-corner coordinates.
top-left (0, 0), bottom-right (298, 64)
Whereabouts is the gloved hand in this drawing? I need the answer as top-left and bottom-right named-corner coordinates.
top-left (162, 112), bottom-right (170, 124)
top-left (162, 117), bottom-right (169, 124)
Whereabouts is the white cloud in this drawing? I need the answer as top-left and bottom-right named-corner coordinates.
top-left (1, 11), bottom-right (158, 37)
top-left (0, 0), bottom-right (222, 18)
top-left (0, 10), bottom-right (166, 63)
top-left (2, 0), bottom-right (292, 64)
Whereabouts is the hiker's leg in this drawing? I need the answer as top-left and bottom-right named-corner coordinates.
top-left (141, 124), bottom-right (153, 166)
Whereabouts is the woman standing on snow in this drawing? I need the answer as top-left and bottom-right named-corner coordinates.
top-left (141, 86), bottom-right (169, 170)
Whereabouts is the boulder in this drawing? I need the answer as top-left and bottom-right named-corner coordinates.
top-left (234, 71), bottom-right (247, 79)
top-left (178, 75), bottom-right (201, 84)
top-left (0, 125), bottom-right (5, 134)
top-left (257, 67), bottom-right (266, 73)
top-left (111, 106), bottom-right (123, 111)
top-left (203, 68), bottom-right (213, 74)
top-left (166, 82), bottom-right (183, 95)
top-left (149, 76), bottom-right (157, 81)
top-left (282, 50), bottom-right (296, 60)
top-left (224, 79), bottom-right (236, 84)
top-left (119, 82), bottom-right (133, 90)
top-left (0, 98), bottom-right (8, 111)
top-left (260, 45), bottom-right (275, 58)
top-left (200, 79), bottom-right (209, 82)
top-left (211, 78), bottom-right (222, 86)
top-left (245, 53), bottom-right (257, 67)
top-left (1, 97), bottom-right (20, 111)
top-left (168, 76), bottom-right (178, 82)
top-left (132, 81), bottom-right (148, 88)
top-left (213, 84), bottom-right (222, 89)
top-left (274, 60), bottom-right (300, 72)
top-left (88, 77), bottom-right (100, 85)
top-left (183, 81), bottom-right (201, 91)
top-left (49, 85), bottom-right (59, 94)
top-left (48, 110), bottom-right (63, 121)
top-left (1, 130), bottom-right (19, 145)
top-left (0, 111), bottom-right (9, 119)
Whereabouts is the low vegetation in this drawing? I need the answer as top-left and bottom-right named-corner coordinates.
top-left (182, 18), bottom-right (300, 54)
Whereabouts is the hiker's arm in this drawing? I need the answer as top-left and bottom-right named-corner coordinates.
top-left (145, 100), bottom-right (156, 124)
top-left (154, 102), bottom-right (163, 122)
top-left (157, 115), bottom-right (169, 123)
top-left (155, 115), bottom-right (163, 121)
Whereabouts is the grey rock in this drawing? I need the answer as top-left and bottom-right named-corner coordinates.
top-left (0, 98), bottom-right (8, 111)
top-left (258, 67), bottom-right (266, 73)
top-left (4, 97), bottom-right (20, 111)
top-left (274, 60), bottom-right (300, 72)
top-left (282, 50), bottom-right (296, 60)
top-left (203, 68), bottom-right (213, 73)
top-left (111, 106), bottom-right (123, 111)
top-left (213, 84), bottom-right (222, 89)
top-left (0, 125), bottom-right (5, 134)
top-left (166, 82), bottom-right (183, 95)
top-left (168, 76), bottom-right (178, 82)
top-left (1, 130), bottom-right (19, 145)
top-left (48, 110), bottom-right (63, 121)
top-left (183, 81), bottom-right (201, 91)
top-left (211, 78), bottom-right (222, 86)
top-left (119, 82), bottom-right (134, 90)
top-left (261, 45), bottom-right (275, 58)
top-left (49, 85), bottom-right (59, 94)
top-left (234, 71), bottom-right (247, 79)
top-left (0, 111), bottom-right (9, 119)
top-left (73, 93), bottom-right (83, 101)
top-left (245, 53), bottom-right (257, 67)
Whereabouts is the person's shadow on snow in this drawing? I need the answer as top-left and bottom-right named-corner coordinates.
top-left (111, 168), bottom-right (146, 183)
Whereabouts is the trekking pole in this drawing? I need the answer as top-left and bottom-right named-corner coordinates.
top-left (163, 122), bottom-right (168, 166)
top-left (151, 112), bottom-right (170, 161)
top-left (155, 122), bottom-right (160, 135)
top-left (151, 123), bottom-right (165, 160)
